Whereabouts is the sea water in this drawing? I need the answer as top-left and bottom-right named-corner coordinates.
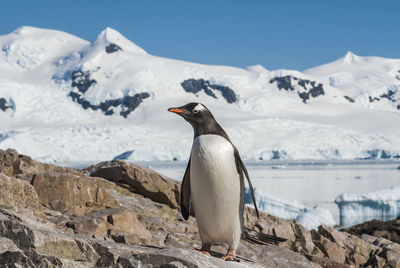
top-left (144, 160), bottom-right (400, 228)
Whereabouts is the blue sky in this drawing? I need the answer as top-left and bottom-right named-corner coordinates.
top-left (2, 0), bottom-right (399, 70)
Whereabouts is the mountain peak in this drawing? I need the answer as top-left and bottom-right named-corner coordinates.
top-left (343, 51), bottom-right (359, 64)
top-left (13, 26), bottom-right (39, 35)
top-left (94, 27), bottom-right (147, 55)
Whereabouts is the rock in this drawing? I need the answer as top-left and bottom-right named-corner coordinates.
top-left (0, 250), bottom-right (63, 268)
top-left (0, 209), bottom-right (266, 267)
top-left (105, 43), bottom-right (122, 53)
top-left (0, 148), bottom-right (82, 178)
top-left (65, 207), bottom-right (152, 244)
top-left (0, 237), bottom-right (20, 254)
top-left (237, 242), bottom-right (321, 268)
top-left (361, 235), bottom-right (400, 267)
top-left (311, 230), bottom-right (346, 264)
top-left (0, 173), bottom-right (42, 215)
top-left (2, 148), bottom-right (400, 267)
top-left (180, 78), bottom-right (237, 103)
top-left (292, 222), bottom-right (317, 254)
top-left (87, 160), bottom-right (180, 209)
top-left (0, 98), bottom-right (12, 112)
top-left (269, 75), bottom-right (325, 103)
top-left (31, 172), bottom-right (119, 216)
top-left (69, 85), bottom-right (150, 117)
top-left (117, 247), bottom-right (265, 268)
top-left (108, 207), bottom-right (152, 243)
top-left (343, 216), bottom-right (400, 244)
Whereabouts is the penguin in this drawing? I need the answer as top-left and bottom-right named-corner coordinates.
top-left (168, 102), bottom-right (286, 261)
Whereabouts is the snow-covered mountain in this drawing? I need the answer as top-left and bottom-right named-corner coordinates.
top-left (1, 26), bottom-right (399, 164)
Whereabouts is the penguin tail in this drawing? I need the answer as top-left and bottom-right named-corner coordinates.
top-left (242, 228), bottom-right (287, 245)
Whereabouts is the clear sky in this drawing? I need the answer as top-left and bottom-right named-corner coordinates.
top-left (2, 0), bottom-right (399, 70)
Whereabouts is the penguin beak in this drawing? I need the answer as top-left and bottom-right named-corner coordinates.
top-left (168, 107), bottom-right (185, 114)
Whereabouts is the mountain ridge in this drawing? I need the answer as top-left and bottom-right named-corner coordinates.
top-left (0, 26), bottom-right (399, 163)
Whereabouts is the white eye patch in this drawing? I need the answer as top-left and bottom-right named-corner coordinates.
top-left (193, 103), bottom-right (206, 114)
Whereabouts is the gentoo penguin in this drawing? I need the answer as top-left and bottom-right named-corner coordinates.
top-left (168, 102), bottom-right (285, 261)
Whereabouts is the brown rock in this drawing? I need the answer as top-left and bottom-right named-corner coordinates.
top-left (311, 230), bottom-right (346, 264)
top-left (351, 252), bottom-right (368, 266)
top-left (0, 148), bottom-right (79, 177)
top-left (66, 210), bottom-right (111, 237)
top-left (65, 207), bottom-right (152, 244)
top-left (0, 148), bottom-right (18, 176)
top-left (108, 208), bottom-right (152, 242)
top-left (292, 222), bottom-right (317, 254)
top-left (87, 160), bottom-right (180, 209)
top-left (385, 249), bottom-right (400, 268)
top-left (0, 173), bottom-right (42, 215)
top-left (343, 216), bottom-right (400, 244)
top-left (0, 209), bottom-right (269, 268)
top-left (31, 172), bottom-right (119, 216)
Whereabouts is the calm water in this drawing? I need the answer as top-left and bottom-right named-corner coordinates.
top-left (142, 160), bottom-right (400, 227)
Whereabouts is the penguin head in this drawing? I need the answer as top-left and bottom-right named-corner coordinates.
top-left (168, 102), bottom-right (215, 128)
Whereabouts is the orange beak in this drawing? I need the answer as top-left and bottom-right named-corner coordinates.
top-left (168, 108), bottom-right (185, 114)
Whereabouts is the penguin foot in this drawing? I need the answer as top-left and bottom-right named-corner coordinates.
top-left (221, 249), bottom-right (239, 262)
top-left (190, 244), bottom-right (211, 256)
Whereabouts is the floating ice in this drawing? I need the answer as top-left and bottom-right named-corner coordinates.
top-left (335, 186), bottom-right (400, 227)
top-left (245, 187), bottom-right (336, 229)
top-left (296, 206), bottom-right (336, 230)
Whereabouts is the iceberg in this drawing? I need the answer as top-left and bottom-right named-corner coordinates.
top-left (335, 186), bottom-right (400, 228)
top-left (295, 206), bottom-right (336, 230)
top-left (245, 187), bottom-right (336, 229)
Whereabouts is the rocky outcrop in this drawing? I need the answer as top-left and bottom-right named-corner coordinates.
top-left (269, 75), bottom-right (325, 103)
top-left (31, 172), bottom-right (119, 216)
top-left (0, 173), bottom-right (42, 215)
top-left (0, 98), bottom-right (12, 112)
top-left (0, 209), bottom-right (266, 268)
top-left (181, 78), bottom-right (237, 103)
top-left (342, 216), bottom-right (400, 244)
top-left (69, 70), bottom-right (150, 117)
top-left (1, 148), bottom-right (400, 267)
top-left (87, 160), bottom-right (180, 209)
top-left (245, 204), bottom-right (400, 267)
top-left (71, 70), bottom-right (97, 94)
top-left (105, 43), bottom-right (122, 53)
top-left (69, 90), bottom-right (150, 117)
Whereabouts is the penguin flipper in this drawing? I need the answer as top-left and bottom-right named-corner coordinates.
top-left (180, 157), bottom-right (191, 220)
top-left (234, 148), bottom-right (260, 219)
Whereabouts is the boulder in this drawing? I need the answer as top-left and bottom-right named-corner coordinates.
top-left (65, 207), bottom-right (152, 244)
top-left (31, 172), bottom-right (119, 216)
top-left (0, 173), bottom-right (42, 215)
top-left (311, 230), bottom-right (346, 264)
top-left (87, 160), bottom-right (180, 209)
top-left (0, 148), bottom-right (81, 178)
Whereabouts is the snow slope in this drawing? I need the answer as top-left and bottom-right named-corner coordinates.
top-left (1, 26), bottom-right (400, 164)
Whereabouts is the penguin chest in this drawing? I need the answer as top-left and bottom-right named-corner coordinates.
top-left (190, 134), bottom-right (242, 245)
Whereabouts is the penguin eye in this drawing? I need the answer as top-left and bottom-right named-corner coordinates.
top-left (193, 108), bottom-right (199, 114)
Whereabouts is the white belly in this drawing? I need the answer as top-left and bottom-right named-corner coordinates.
top-left (190, 134), bottom-right (242, 249)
